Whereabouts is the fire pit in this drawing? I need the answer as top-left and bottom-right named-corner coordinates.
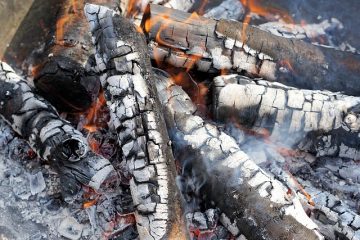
top-left (0, 0), bottom-right (359, 239)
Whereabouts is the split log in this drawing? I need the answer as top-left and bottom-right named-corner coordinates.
top-left (212, 75), bottom-right (360, 160)
top-left (0, 62), bottom-right (115, 196)
top-left (84, 4), bottom-right (185, 239)
top-left (141, 4), bottom-right (360, 96)
top-left (153, 68), bottom-right (323, 240)
top-left (32, 0), bottom-right (118, 112)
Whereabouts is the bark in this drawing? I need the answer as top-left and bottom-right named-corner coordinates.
top-left (0, 62), bottom-right (115, 197)
top-left (212, 75), bottom-right (360, 160)
top-left (32, 0), bottom-right (119, 112)
top-left (141, 4), bottom-right (360, 96)
top-left (84, 4), bottom-right (185, 240)
top-left (153, 68), bottom-right (323, 240)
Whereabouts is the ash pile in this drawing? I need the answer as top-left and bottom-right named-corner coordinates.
top-left (0, 0), bottom-right (359, 240)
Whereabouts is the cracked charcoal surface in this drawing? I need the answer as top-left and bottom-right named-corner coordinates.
top-left (142, 4), bottom-right (360, 96)
top-left (84, 4), bottom-right (184, 239)
top-left (212, 74), bottom-right (360, 160)
top-left (0, 61), bottom-right (115, 196)
top-left (153, 69), bottom-right (323, 240)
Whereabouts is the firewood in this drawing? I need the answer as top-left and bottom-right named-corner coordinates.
top-left (141, 4), bottom-right (360, 96)
top-left (32, 0), bottom-right (118, 112)
top-left (153, 68), bottom-right (324, 240)
top-left (212, 74), bottom-right (360, 160)
top-left (84, 4), bottom-right (185, 239)
top-left (0, 62), bottom-right (115, 197)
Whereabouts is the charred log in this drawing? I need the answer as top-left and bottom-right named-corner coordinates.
top-left (142, 4), bottom-right (360, 96)
top-left (153, 69), bottom-right (323, 240)
top-left (212, 75), bottom-right (360, 160)
top-left (0, 62), bottom-right (115, 197)
top-left (84, 4), bottom-right (185, 239)
top-left (32, 0), bottom-right (119, 112)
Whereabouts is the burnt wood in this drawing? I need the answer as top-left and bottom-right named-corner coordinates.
top-left (142, 4), bottom-right (360, 96)
top-left (32, 0), bottom-right (118, 112)
top-left (212, 75), bottom-right (360, 160)
top-left (154, 69), bottom-right (324, 240)
top-left (84, 4), bottom-right (185, 239)
top-left (0, 62), bottom-right (115, 197)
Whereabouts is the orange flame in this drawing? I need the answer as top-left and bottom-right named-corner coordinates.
top-left (83, 198), bottom-right (98, 208)
top-left (126, 0), bottom-right (143, 18)
top-left (83, 91), bottom-right (106, 133)
top-left (239, 0), bottom-right (295, 42)
top-left (55, 0), bottom-right (81, 44)
top-left (286, 170), bottom-right (315, 206)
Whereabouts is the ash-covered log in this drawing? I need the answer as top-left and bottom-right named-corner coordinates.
top-left (142, 4), bottom-right (360, 96)
top-left (84, 4), bottom-right (185, 239)
top-left (212, 75), bottom-right (360, 160)
top-left (0, 62), bottom-right (115, 197)
top-left (154, 69), bottom-right (323, 240)
top-left (32, 0), bottom-right (118, 112)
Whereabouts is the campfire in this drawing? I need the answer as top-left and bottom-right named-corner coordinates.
top-left (0, 0), bottom-right (359, 239)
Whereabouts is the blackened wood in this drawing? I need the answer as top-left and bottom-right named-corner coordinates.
top-left (154, 69), bottom-right (323, 240)
top-left (142, 4), bottom-right (360, 96)
top-left (0, 62), bottom-right (115, 196)
top-left (32, 0), bottom-right (118, 112)
top-left (84, 4), bottom-right (185, 239)
top-left (212, 75), bottom-right (360, 160)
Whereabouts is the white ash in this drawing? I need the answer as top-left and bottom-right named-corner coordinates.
top-left (204, 0), bottom-right (245, 20)
top-left (85, 4), bottom-right (183, 239)
top-left (155, 70), bottom-right (323, 239)
top-left (259, 18), bottom-right (343, 43)
top-left (221, 119), bottom-right (360, 240)
top-left (213, 75), bottom-right (360, 160)
top-left (0, 118), bottom-right (138, 240)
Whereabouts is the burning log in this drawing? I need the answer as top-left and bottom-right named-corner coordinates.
top-left (153, 69), bottom-right (323, 240)
top-left (0, 62), bottom-right (115, 196)
top-left (212, 75), bottom-right (360, 160)
top-left (32, 0), bottom-right (118, 112)
top-left (142, 4), bottom-right (360, 96)
top-left (84, 4), bottom-right (185, 239)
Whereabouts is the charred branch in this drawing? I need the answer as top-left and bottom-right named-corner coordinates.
top-left (212, 75), bottom-right (360, 160)
top-left (142, 4), bottom-right (360, 96)
top-left (84, 4), bottom-right (185, 239)
top-left (0, 62), bottom-right (115, 196)
top-left (153, 69), bottom-right (323, 240)
top-left (32, 0), bottom-right (119, 112)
